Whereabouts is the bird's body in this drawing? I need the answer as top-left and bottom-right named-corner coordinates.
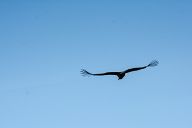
top-left (117, 72), bottom-right (125, 80)
top-left (81, 60), bottom-right (159, 80)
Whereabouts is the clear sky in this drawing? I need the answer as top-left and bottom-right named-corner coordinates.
top-left (0, 0), bottom-right (192, 128)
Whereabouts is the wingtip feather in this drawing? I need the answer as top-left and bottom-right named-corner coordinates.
top-left (80, 69), bottom-right (92, 77)
top-left (148, 60), bottom-right (159, 67)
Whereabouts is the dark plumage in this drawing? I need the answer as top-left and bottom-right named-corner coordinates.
top-left (81, 60), bottom-right (159, 80)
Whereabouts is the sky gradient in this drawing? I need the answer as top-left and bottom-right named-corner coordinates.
top-left (0, 0), bottom-right (192, 128)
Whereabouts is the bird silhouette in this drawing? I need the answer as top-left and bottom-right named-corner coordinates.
top-left (81, 60), bottom-right (159, 80)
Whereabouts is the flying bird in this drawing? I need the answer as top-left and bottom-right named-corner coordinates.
top-left (81, 60), bottom-right (159, 80)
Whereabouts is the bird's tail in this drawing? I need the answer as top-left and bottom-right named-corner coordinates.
top-left (81, 69), bottom-right (93, 76)
top-left (147, 60), bottom-right (159, 67)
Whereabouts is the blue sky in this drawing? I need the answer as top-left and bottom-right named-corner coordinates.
top-left (0, 0), bottom-right (192, 128)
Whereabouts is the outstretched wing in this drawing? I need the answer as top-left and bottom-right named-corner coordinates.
top-left (81, 69), bottom-right (119, 77)
top-left (123, 66), bottom-right (147, 74)
top-left (123, 60), bottom-right (159, 74)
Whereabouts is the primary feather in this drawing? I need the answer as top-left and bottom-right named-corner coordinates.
top-left (147, 60), bottom-right (159, 67)
top-left (81, 69), bottom-right (92, 76)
